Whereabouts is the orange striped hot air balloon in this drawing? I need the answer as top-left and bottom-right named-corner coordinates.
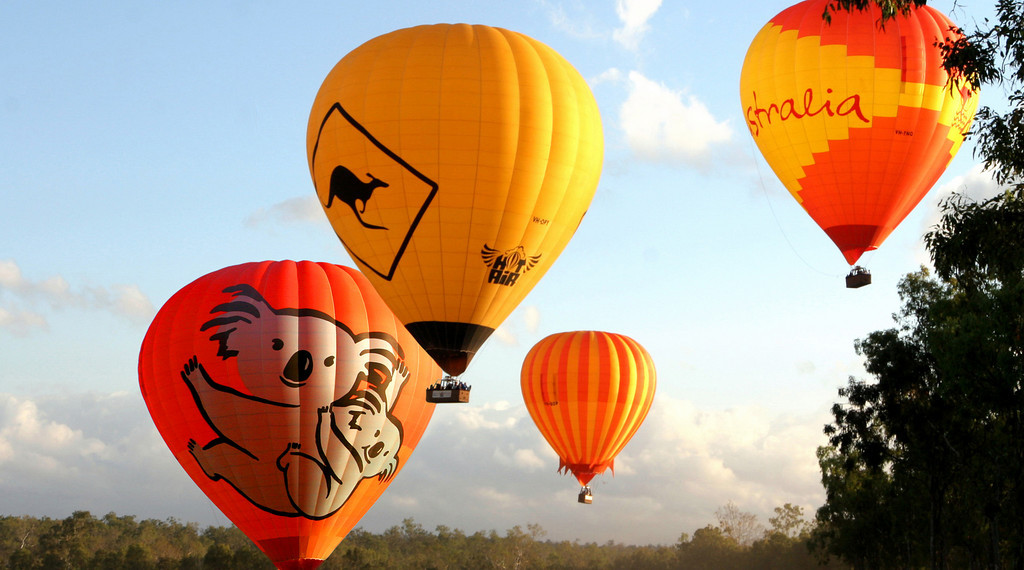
top-left (521, 331), bottom-right (656, 503)
top-left (138, 261), bottom-right (439, 569)
top-left (739, 0), bottom-right (978, 284)
top-left (307, 24), bottom-right (603, 380)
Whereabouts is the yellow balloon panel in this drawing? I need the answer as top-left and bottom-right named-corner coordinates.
top-left (308, 24), bottom-right (603, 375)
top-left (739, 0), bottom-right (977, 265)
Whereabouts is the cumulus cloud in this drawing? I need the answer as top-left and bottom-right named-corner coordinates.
top-left (0, 260), bottom-right (155, 332)
top-left (593, 67), bottom-right (624, 85)
top-left (0, 392), bottom-right (225, 525)
top-left (522, 306), bottom-right (541, 334)
top-left (537, 0), bottom-right (602, 40)
top-left (2, 390), bottom-right (828, 545)
top-left (244, 195), bottom-right (325, 228)
top-left (614, 0), bottom-right (663, 50)
top-left (620, 71), bottom-right (733, 168)
top-left (911, 164), bottom-right (1009, 266)
top-left (357, 395), bottom-right (828, 544)
top-left (0, 306), bottom-right (48, 336)
top-left (493, 306), bottom-right (543, 347)
top-left (919, 163), bottom-right (1007, 233)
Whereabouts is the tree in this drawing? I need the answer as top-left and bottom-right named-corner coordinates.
top-left (677, 525), bottom-right (743, 570)
top-left (814, 266), bottom-right (1024, 568)
top-left (767, 503), bottom-right (811, 540)
top-left (715, 501), bottom-right (766, 547)
top-left (812, 0), bottom-right (1024, 567)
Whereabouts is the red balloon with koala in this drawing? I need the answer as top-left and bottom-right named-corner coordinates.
top-left (138, 261), bottom-right (440, 569)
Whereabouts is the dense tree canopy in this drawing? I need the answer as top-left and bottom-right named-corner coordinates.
top-left (813, 1), bottom-right (1024, 568)
top-left (0, 508), bottom-right (842, 569)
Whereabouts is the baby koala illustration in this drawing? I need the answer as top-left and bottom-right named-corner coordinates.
top-left (181, 284), bottom-right (409, 519)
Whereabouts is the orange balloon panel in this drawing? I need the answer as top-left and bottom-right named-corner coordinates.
top-left (307, 24), bottom-right (603, 376)
top-left (521, 331), bottom-right (656, 487)
top-left (138, 261), bottom-right (439, 569)
top-left (740, 0), bottom-right (978, 265)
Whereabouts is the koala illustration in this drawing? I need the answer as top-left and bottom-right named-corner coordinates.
top-left (181, 284), bottom-right (409, 519)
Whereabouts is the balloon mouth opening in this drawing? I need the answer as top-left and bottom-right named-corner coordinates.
top-left (560, 460), bottom-right (613, 486)
top-left (428, 349), bottom-right (470, 376)
top-left (823, 224), bottom-right (882, 265)
top-left (273, 558), bottom-right (325, 570)
top-left (404, 321), bottom-right (496, 376)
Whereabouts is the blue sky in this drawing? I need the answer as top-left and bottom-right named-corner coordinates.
top-left (0, 0), bottom-right (1000, 547)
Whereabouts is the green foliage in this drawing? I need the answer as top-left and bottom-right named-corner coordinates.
top-left (822, 0), bottom-right (927, 24)
top-left (815, 262), bottom-right (1024, 567)
top-left (0, 511), bottom-right (270, 570)
top-left (0, 508), bottom-right (841, 569)
top-left (816, 198), bottom-right (1024, 567)
top-left (813, 1), bottom-right (1024, 567)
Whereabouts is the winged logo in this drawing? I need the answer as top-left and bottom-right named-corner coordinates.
top-left (481, 244), bottom-right (542, 287)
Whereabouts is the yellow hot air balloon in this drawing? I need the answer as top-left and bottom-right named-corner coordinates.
top-left (739, 0), bottom-right (978, 286)
top-left (521, 331), bottom-right (656, 503)
top-left (307, 24), bottom-right (604, 382)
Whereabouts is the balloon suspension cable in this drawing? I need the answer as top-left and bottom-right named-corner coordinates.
top-left (747, 138), bottom-right (843, 280)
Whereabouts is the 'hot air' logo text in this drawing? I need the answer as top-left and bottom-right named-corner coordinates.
top-left (482, 244), bottom-right (541, 286)
top-left (745, 88), bottom-right (869, 136)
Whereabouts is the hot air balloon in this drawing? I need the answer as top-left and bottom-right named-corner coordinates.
top-left (521, 331), bottom-right (656, 503)
top-left (307, 24), bottom-right (604, 391)
top-left (739, 0), bottom-right (978, 287)
top-left (138, 261), bottom-right (439, 569)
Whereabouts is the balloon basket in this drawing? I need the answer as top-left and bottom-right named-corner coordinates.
top-left (846, 266), bottom-right (871, 289)
top-left (425, 378), bottom-right (471, 403)
top-left (578, 487), bottom-right (593, 504)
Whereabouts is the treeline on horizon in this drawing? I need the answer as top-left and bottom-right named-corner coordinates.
top-left (0, 505), bottom-right (850, 569)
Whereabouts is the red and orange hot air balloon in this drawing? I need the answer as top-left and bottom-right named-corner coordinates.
top-left (307, 24), bottom-right (603, 382)
top-left (521, 331), bottom-right (656, 504)
top-left (138, 261), bottom-right (440, 569)
top-left (739, 0), bottom-right (978, 286)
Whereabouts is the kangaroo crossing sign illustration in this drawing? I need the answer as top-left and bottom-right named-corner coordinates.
top-left (309, 103), bottom-right (438, 281)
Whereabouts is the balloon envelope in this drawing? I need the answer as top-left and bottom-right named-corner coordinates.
top-left (307, 24), bottom-right (604, 376)
top-left (521, 331), bottom-right (656, 487)
top-left (138, 261), bottom-right (439, 569)
top-left (739, 0), bottom-right (978, 265)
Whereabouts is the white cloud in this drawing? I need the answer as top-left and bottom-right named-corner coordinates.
top-left (537, 0), bottom-right (602, 40)
top-left (493, 305), bottom-right (544, 347)
top-left (0, 306), bottom-right (48, 336)
top-left (920, 163), bottom-right (1007, 234)
top-left (614, 0), bottom-right (663, 50)
top-left (0, 392), bottom-right (225, 525)
top-left (0, 260), bottom-right (25, 291)
top-left (366, 395), bottom-right (828, 544)
top-left (620, 71), bottom-right (733, 168)
top-left (912, 164), bottom-right (1009, 266)
top-left (0, 260), bottom-right (155, 332)
top-left (2, 390), bottom-right (828, 546)
top-left (523, 306), bottom-right (541, 334)
top-left (244, 195), bottom-right (326, 228)
top-left (593, 67), bottom-right (624, 85)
